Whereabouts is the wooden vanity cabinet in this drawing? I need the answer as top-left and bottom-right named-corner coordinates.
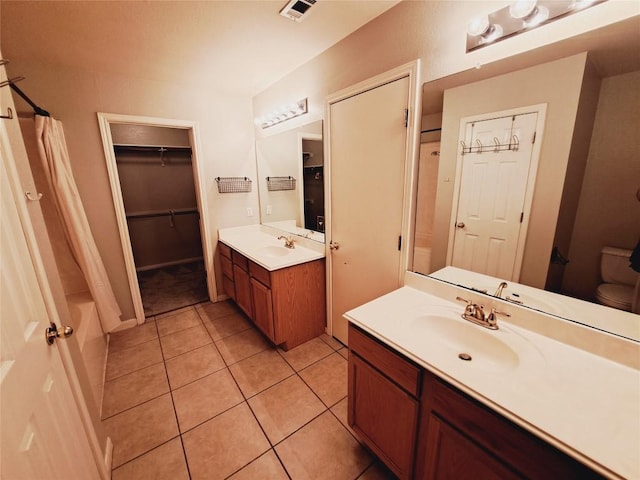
top-left (348, 324), bottom-right (421, 480)
top-left (414, 370), bottom-right (603, 480)
top-left (217, 241), bottom-right (325, 350)
top-left (347, 323), bottom-right (603, 480)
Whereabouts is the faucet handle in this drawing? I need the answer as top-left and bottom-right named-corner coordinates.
top-left (487, 308), bottom-right (511, 326)
top-left (456, 296), bottom-right (478, 317)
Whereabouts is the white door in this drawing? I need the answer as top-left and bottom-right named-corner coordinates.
top-left (450, 112), bottom-right (539, 280)
top-left (0, 119), bottom-right (101, 479)
top-left (329, 76), bottom-right (410, 344)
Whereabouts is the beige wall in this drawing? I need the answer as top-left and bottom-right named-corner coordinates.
top-left (433, 54), bottom-right (588, 288)
top-left (253, 1), bottom-right (636, 123)
top-left (546, 58), bottom-right (602, 291)
top-left (5, 60), bottom-right (259, 320)
top-left (562, 70), bottom-right (640, 299)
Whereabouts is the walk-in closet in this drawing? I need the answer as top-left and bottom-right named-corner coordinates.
top-left (302, 138), bottom-right (324, 232)
top-left (110, 124), bottom-right (207, 317)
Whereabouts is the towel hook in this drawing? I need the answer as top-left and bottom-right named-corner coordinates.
top-left (475, 139), bottom-right (483, 153)
top-left (511, 134), bottom-right (520, 152)
top-left (460, 140), bottom-right (467, 155)
top-left (0, 107), bottom-right (13, 120)
top-left (25, 191), bottom-right (43, 201)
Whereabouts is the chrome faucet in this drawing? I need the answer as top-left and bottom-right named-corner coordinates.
top-left (277, 235), bottom-right (296, 249)
top-left (494, 281), bottom-right (508, 298)
top-left (456, 296), bottom-right (510, 330)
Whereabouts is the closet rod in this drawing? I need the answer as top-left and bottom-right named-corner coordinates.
top-left (126, 208), bottom-right (199, 220)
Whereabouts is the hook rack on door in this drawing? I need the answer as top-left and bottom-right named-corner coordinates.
top-left (460, 134), bottom-right (520, 155)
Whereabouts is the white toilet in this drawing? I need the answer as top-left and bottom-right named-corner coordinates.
top-left (595, 246), bottom-right (639, 312)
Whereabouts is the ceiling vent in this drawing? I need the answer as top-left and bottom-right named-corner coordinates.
top-left (279, 0), bottom-right (316, 22)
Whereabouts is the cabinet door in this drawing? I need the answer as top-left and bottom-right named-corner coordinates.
top-left (416, 371), bottom-right (603, 480)
top-left (420, 413), bottom-right (520, 480)
top-left (233, 264), bottom-right (253, 318)
top-left (250, 278), bottom-right (275, 341)
top-left (222, 273), bottom-right (236, 301)
top-left (348, 353), bottom-right (419, 480)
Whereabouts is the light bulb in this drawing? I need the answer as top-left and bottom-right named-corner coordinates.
top-left (509, 0), bottom-right (538, 19)
top-left (467, 15), bottom-right (491, 36)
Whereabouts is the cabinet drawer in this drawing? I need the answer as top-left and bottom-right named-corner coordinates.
top-left (349, 324), bottom-right (421, 397)
top-left (232, 250), bottom-right (249, 271)
top-left (249, 261), bottom-right (270, 287)
top-left (219, 242), bottom-right (232, 259)
top-left (220, 255), bottom-right (234, 279)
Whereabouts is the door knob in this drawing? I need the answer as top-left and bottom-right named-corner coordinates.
top-left (456, 222), bottom-right (466, 229)
top-left (45, 322), bottom-right (74, 345)
top-left (329, 241), bottom-right (340, 250)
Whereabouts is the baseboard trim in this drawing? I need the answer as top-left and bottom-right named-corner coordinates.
top-left (111, 317), bottom-right (138, 332)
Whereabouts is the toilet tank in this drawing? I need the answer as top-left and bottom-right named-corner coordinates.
top-left (601, 246), bottom-right (638, 285)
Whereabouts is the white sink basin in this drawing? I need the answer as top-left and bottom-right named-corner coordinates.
top-left (257, 245), bottom-right (292, 258)
top-left (411, 315), bottom-right (520, 372)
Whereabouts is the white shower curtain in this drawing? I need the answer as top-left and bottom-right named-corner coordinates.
top-left (35, 115), bottom-right (121, 333)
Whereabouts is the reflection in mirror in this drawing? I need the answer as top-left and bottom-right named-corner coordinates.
top-left (256, 120), bottom-right (325, 242)
top-left (413, 17), bottom-right (640, 340)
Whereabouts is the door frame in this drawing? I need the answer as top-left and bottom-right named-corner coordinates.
top-left (324, 60), bottom-right (422, 337)
top-left (97, 113), bottom-right (216, 325)
top-left (445, 104), bottom-right (547, 281)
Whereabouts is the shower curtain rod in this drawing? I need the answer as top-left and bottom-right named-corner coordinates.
top-left (1, 59), bottom-right (49, 116)
top-left (9, 82), bottom-right (50, 117)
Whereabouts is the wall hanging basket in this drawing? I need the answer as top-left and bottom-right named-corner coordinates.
top-left (266, 176), bottom-right (296, 191)
top-left (215, 177), bottom-right (252, 193)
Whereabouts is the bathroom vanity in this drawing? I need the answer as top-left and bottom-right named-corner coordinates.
top-left (218, 225), bottom-right (326, 350)
top-left (346, 272), bottom-right (639, 480)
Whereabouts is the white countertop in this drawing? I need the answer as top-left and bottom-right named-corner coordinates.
top-left (345, 284), bottom-right (640, 479)
top-left (218, 224), bottom-right (324, 271)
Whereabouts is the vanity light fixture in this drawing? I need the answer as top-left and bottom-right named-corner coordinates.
top-left (466, 0), bottom-right (605, 52)
top-left (258, 98), bottom-right (308, 129)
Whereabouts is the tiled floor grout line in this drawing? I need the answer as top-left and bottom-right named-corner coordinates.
top-left (153, 316), bottom-right (195, 480)
top-left (105, 302), bottom-right (372, 479)
top-left (194, 306), bottom-right (293, 479)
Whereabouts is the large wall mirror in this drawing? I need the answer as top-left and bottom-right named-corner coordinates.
top-left (413, 17), bottom-right (640, 341)
top-left (255, 120), bottom-right (325, 243)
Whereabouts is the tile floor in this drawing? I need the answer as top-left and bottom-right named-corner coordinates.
top-left (102, 301), bottom-right (397, 480)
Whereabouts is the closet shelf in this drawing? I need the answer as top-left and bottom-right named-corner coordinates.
top-left (113, 143), bottom-right (191, 153)
top-left (126, 208), bottom-right (199, 220)
top-left (114, 144), bottom-right (192, 154)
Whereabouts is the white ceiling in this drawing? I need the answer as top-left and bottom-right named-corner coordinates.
top-left (1, 0), bottom-right (400, 96)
